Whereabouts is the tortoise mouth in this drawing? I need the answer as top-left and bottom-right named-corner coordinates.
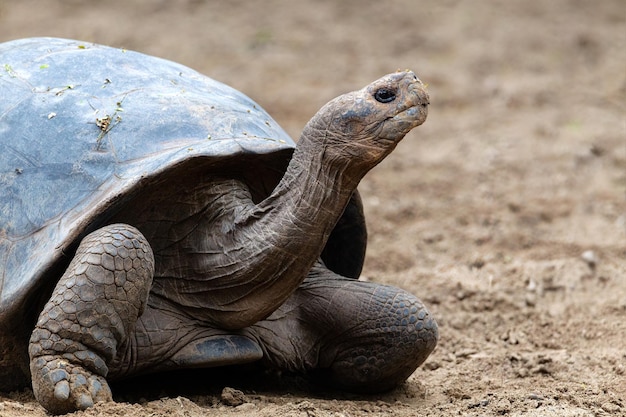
top-left (399, 103), bottom-right (427, 117)
top-left (393, 79), bottom-right (429, 123)
top-left (377, 102), bottom-right (428, 145)
top-left (392, 102), bottom-right (429, 128)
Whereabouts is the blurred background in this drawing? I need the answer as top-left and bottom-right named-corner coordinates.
top-left (1, 1), bottom-right (624, 416)
top-left (1, 1), bottom-right (621, 137)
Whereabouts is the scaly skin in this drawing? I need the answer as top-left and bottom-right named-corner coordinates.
top-left (29, 224), bottom-right (154, 414)
top-left (28, 71), bottom-right (434, 414)
top-left (251, 262), bottom-right (438, 392)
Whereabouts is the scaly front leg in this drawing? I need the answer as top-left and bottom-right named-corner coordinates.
top-left (29, 224), bottom-right (154, 414)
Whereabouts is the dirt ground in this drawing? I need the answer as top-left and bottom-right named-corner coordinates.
top-left (0, 0), bottom-right (624, 416)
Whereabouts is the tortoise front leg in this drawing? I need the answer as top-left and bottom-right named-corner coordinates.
top-left (29, 224), bottom-right (154, 414)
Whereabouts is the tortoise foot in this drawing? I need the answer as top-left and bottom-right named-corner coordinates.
top-left (30, 354), bottom-right (112, 414)
top-left (28, 224), bottom-right (155, 413)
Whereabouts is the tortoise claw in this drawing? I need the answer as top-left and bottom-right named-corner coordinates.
top-left (31, 356), bottom-right (112, 414)
top-left (53, 380), bottom-right (70, 400)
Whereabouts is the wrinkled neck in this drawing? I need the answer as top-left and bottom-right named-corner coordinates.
top-left (253, 131), bottom-right (359, 249)
top-left (144, 114), bottom-right (371, 330)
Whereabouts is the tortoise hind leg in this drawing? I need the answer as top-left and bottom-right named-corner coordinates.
top-left (29, 224), bottom-right (154, 414)
top-left (250, 261), bottom-right (438, 393)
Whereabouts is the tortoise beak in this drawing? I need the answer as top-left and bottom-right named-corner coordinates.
top-left (393, 72), bottom-right (429, 130)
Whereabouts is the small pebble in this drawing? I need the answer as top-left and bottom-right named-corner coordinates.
top-left (601, 402), bottom-right (621, 413)
top-left (220, 387), bottom-right (246, 406)
top-left (423, 360), bottom-right (441, 370)
top-left (581, 250), bottom-right (597, 269)
top-left (235, 402), bottom-right (257, 412)
top-left (467, 399), bottom-right (489, 409)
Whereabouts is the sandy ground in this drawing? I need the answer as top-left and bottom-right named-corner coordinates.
top-left (1, 0), bottom-right (625, 416)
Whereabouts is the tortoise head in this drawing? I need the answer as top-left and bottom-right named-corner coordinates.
top-left (299, 70), bottom-right (429, 175)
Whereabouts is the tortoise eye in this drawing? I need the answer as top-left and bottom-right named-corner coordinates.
top-left (374, 88), bottom-right (396, 103)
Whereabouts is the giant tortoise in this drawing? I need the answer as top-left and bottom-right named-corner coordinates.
top-left (0, 37), bottom-right (437, 414)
